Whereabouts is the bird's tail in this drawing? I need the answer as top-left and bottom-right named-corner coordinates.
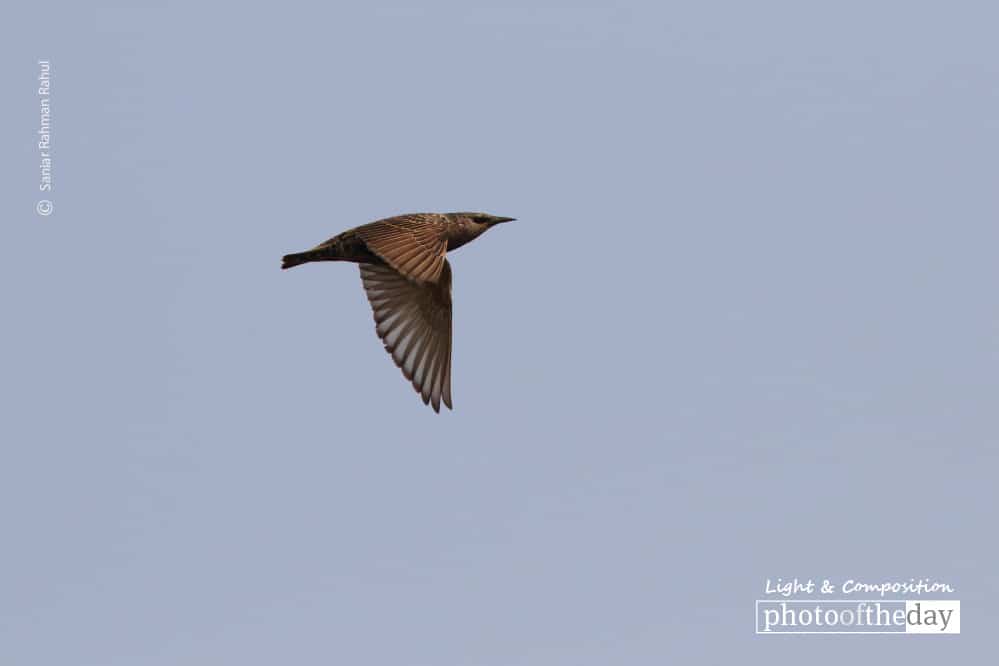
top-left (282, 237), bottom-right (348, 269)
top-left (281, 251), bottom-right (316, 269)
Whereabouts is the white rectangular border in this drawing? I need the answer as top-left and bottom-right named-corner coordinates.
top-left (754, 599), bottom-right (959, 635)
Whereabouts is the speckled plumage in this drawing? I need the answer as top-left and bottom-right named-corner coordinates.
top-left (282, 212), bottom-right (515, 412)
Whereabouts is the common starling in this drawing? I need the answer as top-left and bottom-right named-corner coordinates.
top-left (282, 212), bottom-right (515, 412)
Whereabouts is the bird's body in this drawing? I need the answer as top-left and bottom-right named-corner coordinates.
top-left (282, 212), bottom-right (514, 412)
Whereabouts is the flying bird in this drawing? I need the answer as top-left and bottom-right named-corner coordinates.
top-left (282, 212), bottom-right (515, 412)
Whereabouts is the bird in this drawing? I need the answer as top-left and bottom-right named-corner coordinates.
top-left (282, 212), bottom-right (515, 412)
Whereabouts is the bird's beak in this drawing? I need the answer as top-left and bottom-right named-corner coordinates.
top-left (492, 216), bottom-right (516, 225)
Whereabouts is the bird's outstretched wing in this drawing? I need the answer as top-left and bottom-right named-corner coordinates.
top-left (355, 214), bottom-right (448, 284)
top-left (360, 259), bottom-right (453, 411)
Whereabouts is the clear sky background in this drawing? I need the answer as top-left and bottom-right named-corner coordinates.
top-left (2, 1), bottom-right (997, 663)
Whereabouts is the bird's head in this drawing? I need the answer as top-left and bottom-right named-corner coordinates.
top-left (454, 212), bottom-right (516, 228)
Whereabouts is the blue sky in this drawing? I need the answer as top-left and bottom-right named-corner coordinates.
top-left (2, 2), bottom-right (997, 663)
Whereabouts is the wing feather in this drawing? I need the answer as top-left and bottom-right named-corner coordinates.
top-left (355, 214), bottom-right (448, 284)
top-left (359, 260), bottom-right (453, 411)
